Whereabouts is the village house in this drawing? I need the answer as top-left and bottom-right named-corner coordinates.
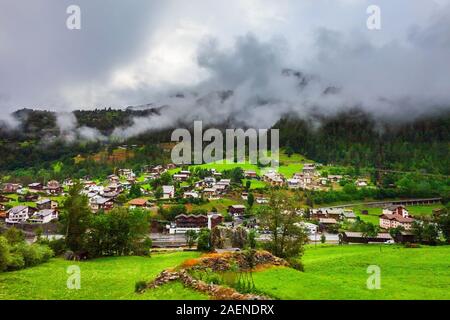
top-left (118, 169), bottom-right (135, 179)
top-left (256, 197), bottom-right (269, 204)
top-left (202, 187), bottom-right (221, 200)
top-left (20, 194), bottom-right (39, 202)
top-left (28, 182), bottom-right (43, 192)
top-left (108, 174), bottom-right (120, 183)
top-left (173, 173), bottom-right (189, 181)
top-left (302, 163), bottom-right (317, 175)
top-left (244, 170), bottom-right (258, 179)
top-left (241, 192), bottom-right (248, 200)
top-left (128, 198), bottom-right (150, 209)
top-left (262, 171), bottom-right (285, 187)
top-left (90, 196), bottom-right (114, 212)
top-left (183, 191), bottom-right (200, 199)
top-left (328, 175), bottom-right (343, 183)
top-left (297, 222), bottom-right (319, 235)
top-left (312, 208), bottom-right (345, 220)
top-left (63, 179), bottom-right (74, 188)
top-left (28, 209), bottom-right (58, 224)
top-left (379, 214), bottom-right (415, 230)
top-left (355, 179), bottom-right (368, 187)
top-left (2, 183), bottom-right (22, 194)
top-left (228, 205), bottom-right (246, 218)
top-left (382, 205), bottom-right (410, 217)
top-left (162, 185), bottom-right (175, 199)
top-left (167, 213), bottom-right (223, 234)
top-left (45, 180), bottom-right (63, 195)
top-left (5, 206), bottom-right (34, 224)
top-left (287, 178), bottom-right (301, 189)
top-left (36, 198), bottom-right (59, 210)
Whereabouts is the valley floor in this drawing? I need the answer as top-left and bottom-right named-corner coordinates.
top-left (0, 245), bottom-right (449, 300)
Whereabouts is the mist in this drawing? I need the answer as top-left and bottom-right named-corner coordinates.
top-left (1, 0), bottom-right (450, 139)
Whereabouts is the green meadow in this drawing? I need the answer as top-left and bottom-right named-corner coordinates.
top-left (0, 252), bottom-right (204, 300)
top-left (252, 245), bottom-right (450, 300)
top-left (1, 245), bottom-right (449, 300)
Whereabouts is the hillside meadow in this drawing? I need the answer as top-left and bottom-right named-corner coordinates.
top-left (0, 245), bottom-right (449, 300)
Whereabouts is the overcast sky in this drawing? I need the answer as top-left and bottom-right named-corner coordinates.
top-left (1, 0), bottom-right (450, 129)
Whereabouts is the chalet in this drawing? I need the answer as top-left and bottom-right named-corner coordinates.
top-left (228, 205), bottom-right (246, 217)
top-left (241, 192), bottom-right (249, 200)
top-left (328, 175), bottom-right (343, 182)
top-left (28, 209), bottom-right (58, 224)
top-left (204, 177), bottom-right (217, 185)
top-left (340, 232), bottom-right (393, 244)
top-left (2, 183), bottom-right (22, 194)
top-left (63, 179), bottom-right (74, 187)
top-left (183, 191), bottom-right (200, 199)
top-left (262, 171), bottom-right (285, 187)
top-left (312, 208), bottom-right (344, 220)
top-left (244, 171), bottom-right (258, 179)
top-left (382, 205), bottom-right (409, 218)
top-left (108, 174), bottom-right (120, 183)
top-left (173, 173), bottom-right (189, 181)
top-left (28, 182), bottom-right (43, 192)
top-left (342, 210), bottom-right (357, 221)
top-left (355, 179), bottom-right (368, 187)
top-left (287, 178), bottom-right (301, 189)
top-left (302, 163), bottom-right (317, 175)
top-left (36, 199), bottom-right (58, 210)
top-left (20, 194), bottom-right (39, 202)
top-left (162, 185), bottom-right (175, 199)
top-left (105, 183), bottom-right (123, 194)
top-left (379, 214), bottom-right (415, 230)
top-left (5, 206), bottom-right (34, 224)
top-left (256, 197), bottom-right (268, 204)
top-left (167, 213), bottom-right (223, 234)
top-left (118, 169), bottom-right (135, 179)
top-left (128, 198), bottom-right (149, 209)
top-left (202, 187), bottom-right (220, 200)
top-left (45, 180), bottom-right (63, 195)
top-left (217, 179), bottom-right (231, 187)
top-left (90, 196), bottom-right (114, 212)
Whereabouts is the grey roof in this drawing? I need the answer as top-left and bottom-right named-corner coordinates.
top-left (8, 205), bottom-right (28, 214)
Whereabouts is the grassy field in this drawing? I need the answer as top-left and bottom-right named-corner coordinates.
top-left (252, 245), bottom-right (450, 300)
top-left (2, 244), bottom-right (449, 300)
top-left (0, 252), bottom-right (205, 300)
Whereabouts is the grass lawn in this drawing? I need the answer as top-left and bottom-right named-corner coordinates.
top-left (252, 245), bottom-right (450, 300)
top-left (242, 179), bottom-right (268, 190)
top-left (0, 252), bottom-right (205, 300)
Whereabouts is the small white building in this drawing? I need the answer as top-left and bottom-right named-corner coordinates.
top-left (28, 209), bottom-right (58, 224)
top-left (163, 185), bottom-right (175, 199)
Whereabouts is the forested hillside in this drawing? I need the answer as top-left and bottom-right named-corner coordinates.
top-left (274, 110), bottom-right (450, 175)
top-left (0, 108), bottom-right (449, 179)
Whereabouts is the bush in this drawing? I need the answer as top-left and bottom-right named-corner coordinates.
top-left (0, 236), bottom-right (10, 272)
top-left (48, 238), bottom-right (66, 256)
top-left (135, 280), bottom-right (147, 293)
top-left (7, 253), bottom-right (25, 271)
top-left (197, 229), bottom-right (211, 252)
top-left (13, 244), bottom-right (54, 267)
top-left (287, 258), bottom-right (305, 272)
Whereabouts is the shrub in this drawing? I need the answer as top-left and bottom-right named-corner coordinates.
top-left (7, 254), bottom-right (25, 271)
top-left (135, 280), bottom-right (147, 293)
top-left (287, 258), bottom-right (305, 272)
top-left (4, 227), bottom-right (25, 245)
top-left (48, 238), bottom-right (66, 256)
top-left (197, 229), bottom-right (211, 252)
top-left (0, 236), bottom-right (11, 272)
top-left (13, 244), bottom-right (54, 267)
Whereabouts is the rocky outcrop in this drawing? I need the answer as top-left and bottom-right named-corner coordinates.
top-left (148, 270), bottom-right (268, 300)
